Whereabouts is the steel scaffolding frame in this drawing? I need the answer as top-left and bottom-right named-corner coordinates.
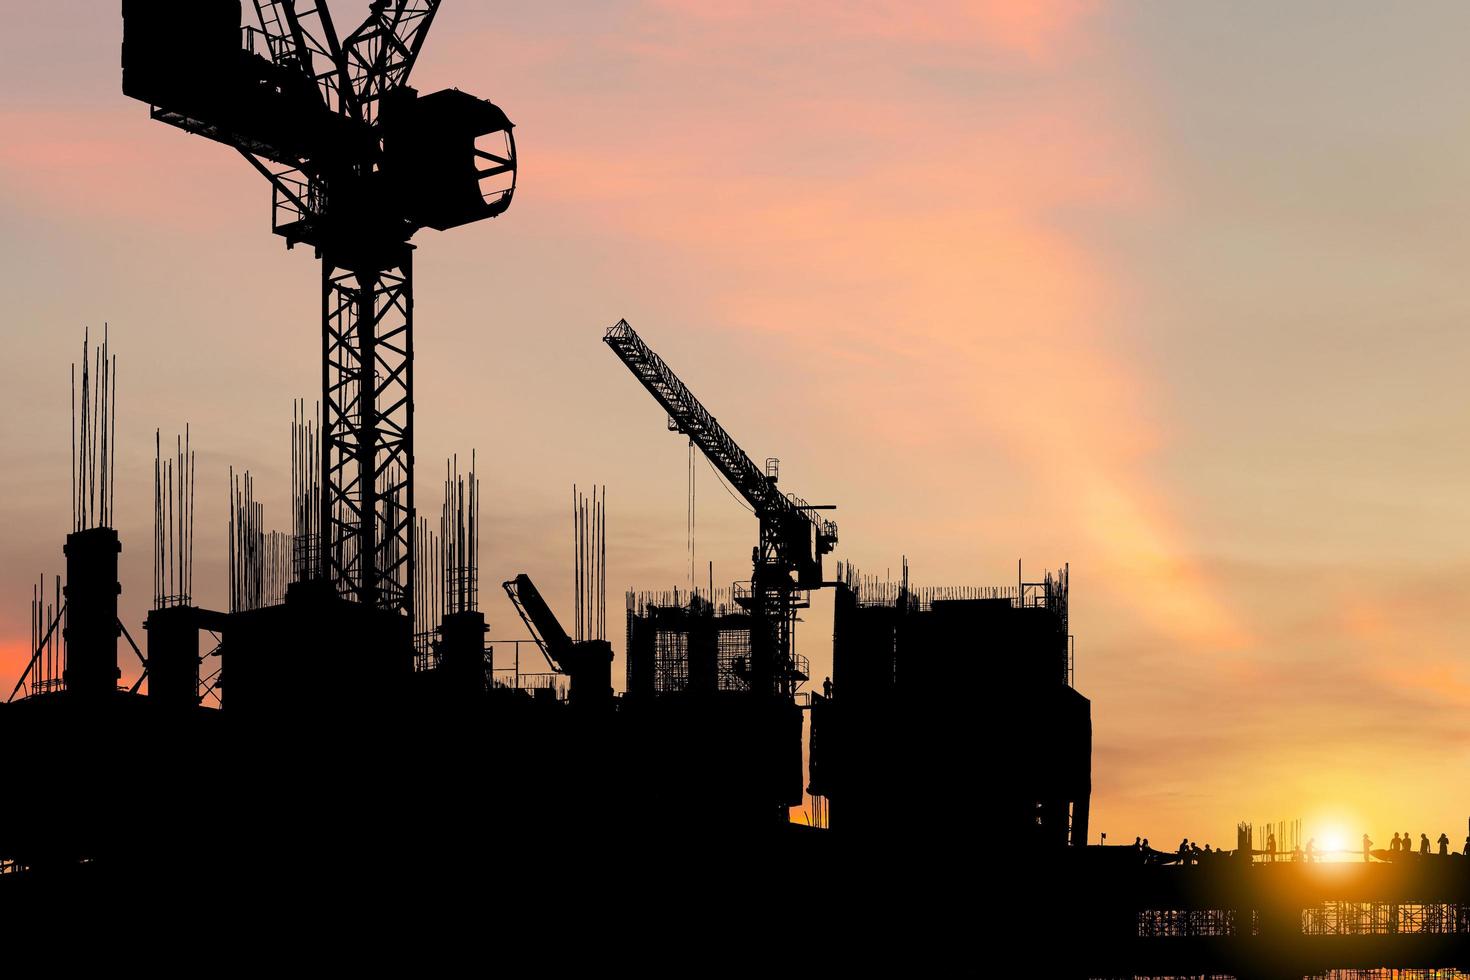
top-left (1136, 908), bottom-right (1244, 938)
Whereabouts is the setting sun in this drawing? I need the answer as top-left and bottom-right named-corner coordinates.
top-left (1316, 829), bottom-right (1347, 859)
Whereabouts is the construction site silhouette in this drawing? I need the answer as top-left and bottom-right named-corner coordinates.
top-left (4, 4), bottom-right (1470, 974)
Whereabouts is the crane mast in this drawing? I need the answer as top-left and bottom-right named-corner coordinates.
top-left (603, 319), bottom-right (837, 699)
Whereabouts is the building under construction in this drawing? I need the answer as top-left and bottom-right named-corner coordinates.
top-left (0, 4), bottom-right (1098, 920)
top-left (0, 334), bottom-right (1092, 872)
top-left (805, 561), bottom-right (1090, 844)
top-left (3, 7), bottom-right (1461, 975)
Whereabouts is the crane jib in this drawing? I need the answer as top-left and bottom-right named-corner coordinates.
top-left (602, 319), bottom-right (834, 544)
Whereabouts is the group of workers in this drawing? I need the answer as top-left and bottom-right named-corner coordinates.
top-left (1377, 831), bottom-right (1468, 859)
top-left (1263, 830), bottom-right (1470, 862)
top-left (1174, 838), bottom-right (1227, 865)
top-left (1127, 837), bottom-right (1232, 865)
top-left (1123, 829), bottom-right (1470, 866)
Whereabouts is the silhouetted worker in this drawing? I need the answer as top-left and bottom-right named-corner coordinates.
top-left (1306, 838), bottom-right (1316, 863)
top-left (1179, 839), bottom-right (1189, 865)
top-left (1134, 836), bottom-right (1142, 852)
top-left (1267, 830), bottom-right (1277, 862)
top-left (1391, 832), bottom-right (1401, 853)
top-left (1462, 835), bottom-right (1469, 856)
top-left (1292, 844), bottom-right (1302, 862)
top-left (822, 676), bottom-right (832, 699)
top-left (1439, 833), bottom-right (1449, 856)
top-left (1363, 833), bottom-right (1373, 861)
top-left (1404, 831), bottom-right (1411, 857)
top-left (1420, 833), bottom-right (1431, 856)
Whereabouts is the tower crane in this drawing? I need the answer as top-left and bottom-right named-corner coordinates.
top-left (603, 319), bottom-right (837, 699)
top-left (122, 1), bottom-right (517, 622)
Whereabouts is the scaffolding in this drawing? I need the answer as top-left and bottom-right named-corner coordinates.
top-left (1302, 903), bottom-right (1470, 937)
top-left (625, 588), bottom-right (786, 695)
top-left (835, 559), bottom-right (1073, 692)
top-left (836, 559), bottom-right (1067, 622)
top-left (1137, 908), bottom-right (1249, 938)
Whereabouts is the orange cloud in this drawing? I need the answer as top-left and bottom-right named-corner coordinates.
top-left (0, 639), bottom-right (32, 698)
top-left (970, 0), bottom-right (1102, 60)
top-left (492, 0), bottom-right (1237, 650)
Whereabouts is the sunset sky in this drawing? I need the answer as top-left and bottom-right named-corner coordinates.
top-left (4, 1), bottom-right (1470, 844)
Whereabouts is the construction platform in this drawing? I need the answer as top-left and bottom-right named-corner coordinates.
top-left (1035, 849), bottom-right (1470, 978)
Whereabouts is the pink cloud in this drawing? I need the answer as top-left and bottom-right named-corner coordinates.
top-left (646, 0), bottom-right (1101, 60)
top-left (0, 108), bottom-right (257, 229)
top-left (474, 1), bottom-right (1235, 649)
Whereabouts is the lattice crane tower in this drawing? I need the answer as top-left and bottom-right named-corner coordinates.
top-left (122, 1), bottom-right (517, 620)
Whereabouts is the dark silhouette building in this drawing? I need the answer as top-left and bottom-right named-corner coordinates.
top-left (808, 563), bottom-right (1090, 848)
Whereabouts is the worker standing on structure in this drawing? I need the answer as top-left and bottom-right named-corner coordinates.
top-left (1306, 838), bottom-right (1315, 863)
top-left (1420, 833), bottom-right (1431, 856)
top-left (1363, 834), bottom-right (1373, 861)
top-left (1178, 839), bottom-right (1190, 865)
top-left (1391, 832), bottom-right (1401, 854)
top-left (1438, 832), bottom-right (1449, 855)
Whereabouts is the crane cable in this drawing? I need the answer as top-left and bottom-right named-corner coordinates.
top-left (700, 451), bottom-right (755, 516)
top-left (687, 438), bottom-right (697, 593)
